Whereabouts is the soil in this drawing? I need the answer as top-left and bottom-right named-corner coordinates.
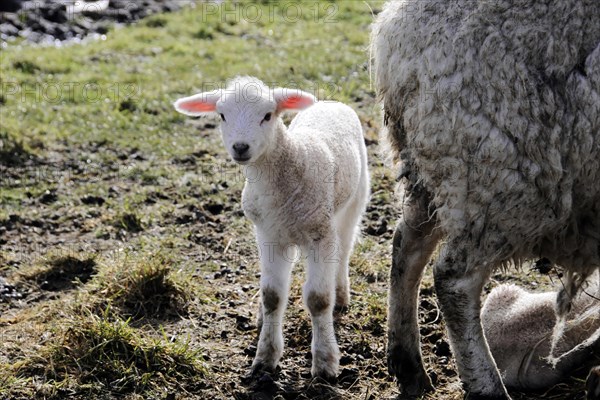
top-left (1, 129), bottom-right (591, 399)
top-left (0, 127), bottom-right (408, 399)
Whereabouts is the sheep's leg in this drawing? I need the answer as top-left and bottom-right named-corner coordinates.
top-left (434, 241), bottom-right (510, 400)
top-left (334, 199), bottom-right (365, 312)
top-left (304, 232), bottom-right (339, 379)
top-left (387, 187), bottom-right (440, 396)
top-left (334, 224), bottom-right (352, 313)
top-left (251, 237), bottom-right (293, 375)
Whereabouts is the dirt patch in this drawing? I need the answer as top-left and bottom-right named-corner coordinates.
top-left (34, 255), bottom-right (97, 291)
top-left (0, 128), bottom-right (588, 399)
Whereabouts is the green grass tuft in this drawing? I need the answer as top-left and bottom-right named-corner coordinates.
top-left (112, 212), bottom-right (144, 233)
top-left (14, 310), bottom-right (206, 398)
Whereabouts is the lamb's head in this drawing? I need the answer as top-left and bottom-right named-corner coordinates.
top-left (174, 76), bottom-right (316, 164)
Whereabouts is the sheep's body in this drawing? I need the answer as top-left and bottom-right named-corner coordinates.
top-left (174, 77), bottom-right (369, 379)
top-left (372, 0), bottom-right (600, 398)
top-left (483, 281), bottom-right (600, 390)
top-left (242, 102), bottom-right (368, 248)
top-left (243, 101), bottom-right (369, 378)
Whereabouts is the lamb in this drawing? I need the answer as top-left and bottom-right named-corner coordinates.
top-left (174, 77), bottom-right (369, 379)
top-left (372, 0), bottom-right (600, 398)
top-left (482, 278), bottom-right (600, 391)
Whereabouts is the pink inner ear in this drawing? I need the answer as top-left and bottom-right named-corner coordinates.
top-left (279, 95), bottom-right (314, 110)
top-left (180, 100), bottom-right (216, 113)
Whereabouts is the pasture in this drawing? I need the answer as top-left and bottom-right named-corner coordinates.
top-left (0, 2), bottom-right (589, 399)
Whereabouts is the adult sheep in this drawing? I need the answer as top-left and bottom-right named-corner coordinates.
top-left (372, 0), bottom-right (600, 398)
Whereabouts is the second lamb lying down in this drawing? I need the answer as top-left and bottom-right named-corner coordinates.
top-left (483, 275), bottom-right (600, 391)
top-left (174, 77), bottom-right (369, 379)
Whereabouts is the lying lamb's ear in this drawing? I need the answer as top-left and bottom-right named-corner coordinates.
top-left (273, 88), bottom-right (316, 112)
top-left (174, 90), bottom-right (221, 116)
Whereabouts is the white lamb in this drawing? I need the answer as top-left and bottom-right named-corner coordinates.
top-left (174, 77), bottom-right (369, 379)
top-left (483, 278), bottom-right (600, 391)
top-left (372, 0), bottom-right (600, 398)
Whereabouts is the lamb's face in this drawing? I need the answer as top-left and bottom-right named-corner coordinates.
top-left (174, 77), bottom-right (316, 165)
top-left (217, 89), bottom-right (277, 165)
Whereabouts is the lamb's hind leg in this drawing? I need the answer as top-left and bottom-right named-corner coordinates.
top-left (334, 217), bottom-right (355, 313)
top-left (334, 183), bottom-right (368, 312)
top-left (388, 185), bottom-right (441, 396)
top-left (433, 240), bottom-right (510, 400)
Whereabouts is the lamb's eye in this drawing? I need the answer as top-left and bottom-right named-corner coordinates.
top-left (220, 113), bottom-right (226, 122)
top-left (263, 112), bottom-right (272, 122)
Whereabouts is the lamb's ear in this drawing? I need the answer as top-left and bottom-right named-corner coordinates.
top-left (174, 90), bottom-right (221, 116)
top-left (272, 88), bottom-right (316, 112)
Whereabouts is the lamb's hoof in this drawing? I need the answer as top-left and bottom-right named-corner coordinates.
top-left (388, 346), bottom-right (433, 397)
top-left (242, 365), bottom-right (280, 394)
top-left (244, 361), bottom-right (276, 382)
top-left (312, 369), bottom-right (338, 384)
top-left (396, 376), bottom-right (434, 399)
top-left (311, 354), bottom-right (339, 383)
top-left (587, 366), bottom-right (600, 400)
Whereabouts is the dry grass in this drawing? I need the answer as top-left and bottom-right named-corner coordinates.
top-left (6, 308), bottom-right (206, 399)
top-left (86, 253), bottom-right (196, 319)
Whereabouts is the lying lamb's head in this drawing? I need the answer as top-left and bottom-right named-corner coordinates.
top-left (174, 76), bottom-right (316, 164)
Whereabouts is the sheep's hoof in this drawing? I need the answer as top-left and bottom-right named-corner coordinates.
top-left (311, 368), bottom-right (338, 384)
top-left (335, 287), bottom-right (350, 314)
top-left (311, 353), bottom-right (339, 383)
top-left (387, 346), bottom-right (433, 397)
top-left (587, 366), bottom-right (600, 400)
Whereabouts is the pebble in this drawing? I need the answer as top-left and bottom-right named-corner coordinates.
top-left (1, 0), bottom-right (195, 43)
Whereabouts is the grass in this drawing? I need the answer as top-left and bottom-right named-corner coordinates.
top-left (7, 309), bottom-right (206, 399)
top-left (0, 1), bottom-right (584, 399)
top-left (0, 1), bottom-right (379, 170)
top-left (87, 252), bottom-right (196, 319)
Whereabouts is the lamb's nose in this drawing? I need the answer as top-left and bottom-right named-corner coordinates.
top-left (233, 142), bottom-right (250, 155)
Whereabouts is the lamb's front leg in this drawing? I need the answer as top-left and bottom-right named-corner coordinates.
top-left (434, 240), bottom-right (510, 400)
top-left (303, 233), bottom-right (339, 380)
top-left (251, 237), bottom-right (293, 375)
